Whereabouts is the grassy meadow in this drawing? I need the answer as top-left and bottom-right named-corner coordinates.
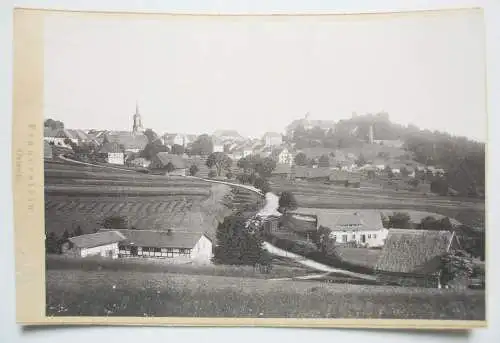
top-left (46, 269), bottom-right (485, 320)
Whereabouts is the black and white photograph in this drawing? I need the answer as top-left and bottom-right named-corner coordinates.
top-left (32, 8), bottom-right (487, 324)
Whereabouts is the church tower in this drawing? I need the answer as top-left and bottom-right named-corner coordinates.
top-left (132, 102), bottom-right (144, 134)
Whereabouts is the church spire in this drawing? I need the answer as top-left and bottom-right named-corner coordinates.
top-left (132, 101), bottom-right (144, 134)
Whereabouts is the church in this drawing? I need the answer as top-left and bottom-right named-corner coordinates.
top-left (100, 103), bottom-right (149, 153)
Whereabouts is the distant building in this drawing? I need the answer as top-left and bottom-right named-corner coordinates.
top-left (270, 163), bottom-right (293, 180)
top-left (97, 142), bottom-right (125, 165)
top-left (44, 128), bottom-right (93, 147)
top-left (327, 170), bottom-right (362, 188)
top-left (373, 139), bottom-right (404, 149)
top-left (112, 229), bottom-right (213, 264)
top-left (375, 229), bottom-right (459, 288)
top-left (293, 166), bottom-right (331, 182)
top-left (262, 132), bottom-right (283, 147)
top-left (163, 133), bottom-right (196, 148)
top-left (213, 129), bottom-right (244, 142)
top-left (290, 209), bottom-right (388, 248)
top-left (271, 147), bottom-right (293, 165)
top-left (64, 230), bottom-right (126, 259)
top-left (285, 113), bottom-right (336, 137)
top-left (150, 152), bottom-right (187, 176)
top-left (127, 157), bottom-right (151, 168)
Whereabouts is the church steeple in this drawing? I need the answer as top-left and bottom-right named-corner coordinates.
top-left (132, 101), bottom-right (144, 134)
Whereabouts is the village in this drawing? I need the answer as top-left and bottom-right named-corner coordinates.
top-left (43, 104), bottom-right (485, 303)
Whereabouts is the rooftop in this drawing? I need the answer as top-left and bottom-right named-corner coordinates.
top-left (69, 231), bottom-right (126, 249)
top-left (107, 229), bottom-right (208, 249)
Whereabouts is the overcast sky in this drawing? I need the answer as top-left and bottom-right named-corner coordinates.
top-left (43, 10), bottom-right (486, 141)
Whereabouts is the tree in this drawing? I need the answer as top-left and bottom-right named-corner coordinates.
top-left (190, 134), bottom-right (214, 156)
top-left (213, 215), bottom-right (270, 267)
top-left (102, 216), bottom-right (128, 230)
top-left (254, 157), bottom-right (276, 178)
top-left (408, 178), bottom-right (420, 188)
top-left (226, 172), bottom-right (233, 179)
top-left (165, 162), bottom-right (175, 173)
top-left (144, 129), bottom-right (158, 143)
top-left (355, 154), bottom-right (367, 167)
top-left (44, 118), bottom-right (64, 130)
top-left (189, 164), bottom-right (199, 176)
top-left (400, 166), bottom-right (410, 177)
top-left (73, 226), bottom-right (83, 237)
top-left (63, 138), bottom-right (73, 146)
top-left (206, 152), bottom-right (232, 177)
top-left (171, 144), bottom-right (185, 155)
top-left (317, 226), bottom-right (336, 256)
top-left (440, 250), bottom-right (474, 288)
top-left (254, 177), bottom-right (271, 193)
top-left (294, 152), bottom-right (308, 166)
top-left (208, 170), bottom-right (217, 178)
top-left (388, 212), bottom-right (411, 229)
top-left (318, 154), bottom-right (330, 168)
top-left (45, 232), bottom-right (60, 254)
top-left (431, 178), bottom-right (449, 196)
top-left (140, 141), bottom-right (168, 160)
top-left (278, 191), bottom-right (298, 213)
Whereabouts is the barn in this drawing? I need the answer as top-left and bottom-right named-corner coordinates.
top-left (64, 230), bottom-right (126, 259)
top-left (374, 229), bottom-right (459, 288)
top-left (110, 229), bottom-right (213, 264)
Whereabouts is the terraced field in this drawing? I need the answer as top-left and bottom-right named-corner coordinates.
top-left (44, 161), bottom-right (235, 236)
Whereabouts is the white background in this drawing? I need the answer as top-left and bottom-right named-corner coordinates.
top-left (0, 0), bottom-right (498, 342)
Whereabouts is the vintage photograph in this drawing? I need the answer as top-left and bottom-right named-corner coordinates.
top-left (37, 9), bottom-right (486, 322)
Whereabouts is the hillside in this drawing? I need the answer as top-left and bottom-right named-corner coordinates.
top-left (288, 113), bottom-right (485, 196)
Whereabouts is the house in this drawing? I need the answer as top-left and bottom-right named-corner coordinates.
top-left (150, 152), bottom-right (187, 176)
top-left (272, 147), bottom-right (293, 165)
top-left (111, 229), bottom-right (213, 264)
top-left (212, 137), bottom-right (225, 153)
top-left (163, 133), bottom-right (196, 148)
top-left (262, 132), bottom-right (283, 147)
top-left (44, 128), bottom-right (92, 147)
top-left (63, 230), bottom-right (126, 259)
top-left (293, 166), bottom-right (331, 181)
top-left (44, 141), bottom-right (53, 160)
top-left (289, 209), bottom-right (388, 248)
top-left (104, 131), bottom-right (149, 153)
top-left (97, 142), bottom-right (125, 165)
top-left (127, 157), bottom-right (151, 168)
top-left (327, 170), bottom-right (362, 188)
top-left (270, 163), bottom-right (293, 180)
top-left (375, 229), bottom-right (459, 288)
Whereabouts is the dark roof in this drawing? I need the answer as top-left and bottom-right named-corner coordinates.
top-left (112, 229), bottom-right (207, 249)
top-left (329, 170), bottom-right (362, 182)
top-left (98, 142), bottom-right (123, 154)
top-left (153, 152), bottom-right (187, 169)
top-left (280, 213), bottom-right (318, 233)
top-left (69, 231), bottom-right (126, 249)
top-left (292, 209), bottom-right (384, 232)
top-left (106, 131), bottom-right (148, 151)
top-left (375, 229), bottom-right (455, 275)
top-left (294, 166), bottom-right (331, 179)
top-left (272, 163), bottom-right (292, 175)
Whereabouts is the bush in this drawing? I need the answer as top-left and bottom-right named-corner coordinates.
top-left (189, 165), bottom-right (199, 176)
top-left (226, 172), bottom-right (233, 179)
top-left (208, 170), bottom-right (217, 178)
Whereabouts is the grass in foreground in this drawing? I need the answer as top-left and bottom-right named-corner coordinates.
top-left (46, 270), bottom-right (485, 320)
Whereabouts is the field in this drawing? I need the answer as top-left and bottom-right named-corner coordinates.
top-left (44, 160), bottom-right (236, 236)
top-left (269, 179), bottom-right (485, 228)
top-left (46, 269), bottom-right (485, 319)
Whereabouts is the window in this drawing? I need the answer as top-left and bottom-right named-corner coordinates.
top-left (154, 248), bottom-right (162, 253)
top-left (331, 235), bottom-right (337, 242)
top-left (373, 234), bottom-right (377, 239)
top-left (368, 234), bottom-right (371, 239)
top-left (166, 248), bottom-right (174, 257)
top-left (342, 234), bottom-right (348, 243)
top-left (352, 234), bottom-right (356, 240)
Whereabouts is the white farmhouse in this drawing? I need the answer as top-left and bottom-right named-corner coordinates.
top-left (64, 230), bottom-right (126, 259)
